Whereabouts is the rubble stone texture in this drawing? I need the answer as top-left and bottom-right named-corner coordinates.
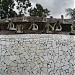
top-left (0, 34), bottom-right (75, 75)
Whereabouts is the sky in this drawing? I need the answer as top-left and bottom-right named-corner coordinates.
top-left (14, 0), bottom-right (74, 18)
top-left (30, 0), bottom-right (74, 18)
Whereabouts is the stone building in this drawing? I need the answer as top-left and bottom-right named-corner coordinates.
top-left (0, 15), bottom-right (73, 34)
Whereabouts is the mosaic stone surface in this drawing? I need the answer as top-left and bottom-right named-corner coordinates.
top-left (0, 34), bottom-right (75, 75)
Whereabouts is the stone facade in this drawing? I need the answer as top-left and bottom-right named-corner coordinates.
top-left (0, 16), bottom-right (72, 34)
top-left (0, 34), bottom-right (75, 75)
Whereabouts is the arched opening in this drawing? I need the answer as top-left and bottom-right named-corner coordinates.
top-left (54, 20), bottom-right (62, 32)
top-left (28, 23), bottom-right (38, 31)
top-left (7, 20), bottom-right (16, 30)
top-left (42, 24), bottom-right (53, 33)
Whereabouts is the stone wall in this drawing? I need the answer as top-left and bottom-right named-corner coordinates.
top-left (0, 34), bottom-right (75, 75)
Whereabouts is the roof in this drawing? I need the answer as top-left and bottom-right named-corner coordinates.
top-left (0, 16), bottom-right (73, 24)
top-left (0, 16), bottom-right (44, 24)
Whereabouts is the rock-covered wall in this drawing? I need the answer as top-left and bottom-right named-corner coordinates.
top-left (0, 34), bottom-right (75, 75)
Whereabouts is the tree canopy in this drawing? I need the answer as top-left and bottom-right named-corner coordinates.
top-left (16, 0), bottom-right (31, 16)
top-left (0, 0), bottom-right (31, 18)
top-left (0, 0), bottom-right (17, 19)
top-left (66, 8), bottom-right (75, 19)
top-left (0, 0), bottom-right (50, 19)
top-left (28, 3), bottom-right (50, 17)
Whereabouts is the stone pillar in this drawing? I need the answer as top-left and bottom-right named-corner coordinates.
top-left (70, 20), bottom-right (75, 34)
top-left (54, 20), bottom-right (62, 32)
top-left (61, 15), bottom-right (64, 23)
top-left (16, 25), bottom-right (23, 33)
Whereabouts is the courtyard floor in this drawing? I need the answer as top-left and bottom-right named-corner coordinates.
top-left (0, 34), bottom-right (75, 75)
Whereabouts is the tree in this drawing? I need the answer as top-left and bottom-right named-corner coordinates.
top-left (66, 8), bottom-right (75, 19)
top-left (0, 0), bottom-right (31, 18)
top-left (0, 0), bottom-right (17, 19)
top-left (16, 0), bottom-right (31, 16)
top-left (28, 3), bottom-right (50, 17)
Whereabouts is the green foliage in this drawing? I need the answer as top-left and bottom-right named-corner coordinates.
top-left (0, 0), bottom-right (17, 19)
top-left (28, 3), bottom-right (50, 17)
top-left (16, 0), bottom-right (31, 16)
top-left (0, 0), bottom-right (31, 18)
top-left (66, 8), bottom-right (75, 19)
